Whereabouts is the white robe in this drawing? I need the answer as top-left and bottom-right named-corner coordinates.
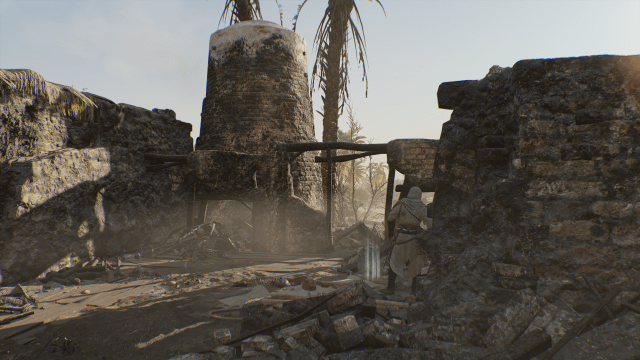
top-left (387, 187), bottom-right (431, 279)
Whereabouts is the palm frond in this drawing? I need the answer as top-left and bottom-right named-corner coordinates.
top-left (274, 0), bottom-right (284, 26)
top-left (0, 69), bottom-right (96, 122)
top-left (219, 0), bottom-right (263, 27)
top-left (292, 0), bottom-right (310, 32)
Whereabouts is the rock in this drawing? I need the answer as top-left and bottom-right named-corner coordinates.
top-left (274, 318), bottom-right (320, 343)
top-left (481, 328), bottom-right (551, 360)
top-left (332, 314), bottom-right (364, 351)
top-left (211, 345), bottom-right (236, 359)
top-left (167, 353), bottom-right (210, 360)
top-left (498, 277), bottom-right (538, 290)
top-left (523, 300), bottom-right (581, 344)
top-left (214, 328), bottom-right (232, 345)
top-left (398, 338), bottom-right (489, 359)
top-left (326, 280), bottom-right (373, 314)
top-left (81, 290), bottom-right (91, 295)
top-left (362, 318), bottom-right (400, 348)
top-left (484, 288), bottom-right (546, 348)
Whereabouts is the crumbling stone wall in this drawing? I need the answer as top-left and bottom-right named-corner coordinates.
top-left (0, 80), bottom-right (193, 284)
top-left (197, 21), bottom-right (322, 209)
top-left (417, 54), bottom-right (640, 346)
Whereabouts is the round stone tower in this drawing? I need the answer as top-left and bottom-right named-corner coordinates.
top-left (197, 21), bottom-right (321, 208)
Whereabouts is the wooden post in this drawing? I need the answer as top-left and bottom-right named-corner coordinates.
top-left (385, 166), bottom-right (396, 240)
top-left (187, 181), bottom-right (195, 228)
top-left (196, 199), bottom-right (208, 225)
top-left (326, 149), bottom-right (333, 247)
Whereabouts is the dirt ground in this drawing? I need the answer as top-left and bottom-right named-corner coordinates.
top-left (0, 250), bottom-right (399, 360)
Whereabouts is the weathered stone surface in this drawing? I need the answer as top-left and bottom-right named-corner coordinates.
top-left (211, 345), bottom-right (236, 359)
top-left (481, 328), bottom-right (551, 360)
top-left (550, 312), bottom-right (640, 360)
top-left (198, 21), bottom-right (321, 209)
top-left (362, 318), bottom-right (400, 348)
top-left (0, 83), bottom-right (193, 284)
top-left (326, 280), bottom-right (371, 314)
top-left (491, 263), bottom-right (537, 280)
top-left (523, 300), bottom-right (581, 344)
top-left (484, 288), bottom-right (546, 348)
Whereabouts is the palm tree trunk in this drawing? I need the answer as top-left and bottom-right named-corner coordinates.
top-left (322, 0), bottom-right (354, 226)
top-left (235, 0), bottom-right (254, 21)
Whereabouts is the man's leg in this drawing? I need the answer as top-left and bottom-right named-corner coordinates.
top-left (386, 268), bottom-right (397, 292)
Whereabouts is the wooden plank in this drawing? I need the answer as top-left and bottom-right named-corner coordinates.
top-left (285, 142), bottom-right (387, 153)
top-left (538, 287), bottom-right (621, 360)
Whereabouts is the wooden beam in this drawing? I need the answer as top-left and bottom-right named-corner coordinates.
top-left (286, 142), bottom-right (387, 153)
top-left (326, 149), bottom-right (334, 248)
top-left (144, 153), bottom-right (189, 163)
top-left (395, 183), bottom-right (438, 193)
top-left (385, 165), bottom-right (396, 240)
top-left (315, 151), bottom-right (385, 163)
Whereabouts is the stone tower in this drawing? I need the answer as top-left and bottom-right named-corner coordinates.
top-left (197, 21), bottom-right (322, 209)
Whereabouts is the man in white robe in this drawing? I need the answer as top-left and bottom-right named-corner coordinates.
top-left (385, 186), bottom-right (431, 294)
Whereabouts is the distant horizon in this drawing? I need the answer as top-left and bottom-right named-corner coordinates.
top-left (1, 0), bottom-right (639, 152)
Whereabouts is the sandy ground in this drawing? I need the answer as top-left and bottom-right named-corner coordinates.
top-left (0, 250), bottom-right (408, 360)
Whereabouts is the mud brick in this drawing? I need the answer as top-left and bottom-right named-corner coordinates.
top-left (214, 328), bottom-right (232, 344)
top-left (484, 288), bottom-right (546, 348)
top-left (491, 262), bottom-right (538, 280)
top-left (499, 277), bottom-right (538, 290)
top-left (211, 345), bottom-right (236, 359)
top-left (327, 280), bottom-right (373, 314)
top-left (362, 318), bottom-right (400, 348)
top-left (274, 318), bottom-right (320, 343)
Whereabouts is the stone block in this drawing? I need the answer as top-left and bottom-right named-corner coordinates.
top-left (362, 318), bottom-right (400, 348)
top-left (211, 345), bottom-right (237, 359)
top-left (549, 220), bottom-right (604, 240)
top-left (332, 315), bottom-right (364, 351)
top-left (484, 288), bottom-right (547, 348)
top-left (477, 148), bottom-right (510, 163)
top-left (529, 160), bottom-right (596, 178)
top-left (481, 328), bottom-right (551, 360)
top-left (274, 318), bottom-right (320, 343)
top-left (525, 180), bottom-right (607, 199)
top-left (240, 335), bottom-right (279, 354)
top-left (214, 328), bottom-right (232, 344)
top-left (326, 280), bottom-right (371, 314)
top-left (590, 200), bottom-right (634, 218)
top-left (523, 300), bottom-right (581, 344)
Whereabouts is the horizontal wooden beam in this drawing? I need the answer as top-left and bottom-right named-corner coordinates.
top-left (395, 183), bottom-right (437, 193)
top-left (315, 151), bottom-right (385, 163)
top-left (144, 153), bottom-right (189, 163)
top-left (285, 142), bottom-right (387, 153)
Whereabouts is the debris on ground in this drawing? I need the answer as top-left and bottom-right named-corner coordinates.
top-left (0, 284), bottom-right (39, 325)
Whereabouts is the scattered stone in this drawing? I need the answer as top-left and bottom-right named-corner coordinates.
top-left (211, 345), bottom-right (236, 358)
top-left (326, 280), bottom-right (372, 314)
top-left (274, 318), bottom-right (320, 343)
top-left (481, 328), bottom-right (551, 360)
top-left (81, 290), bottom-right (91, 295)
top-left (214, 328), bottom-right (232, 344)
top-left (332, 314), bottom-right (364, 351)
top-left (167, 353), bottom-right (209, 360)
top-left (362, 318), bottom-right (400, 348)
top-left (523, 300), bottom-right (581, 344)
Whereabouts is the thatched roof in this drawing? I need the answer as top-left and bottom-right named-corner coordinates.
top-left (0, 68), bottom-right (108, 121)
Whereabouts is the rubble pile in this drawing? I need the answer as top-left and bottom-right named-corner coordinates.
top-left (0, 284), bottom-right (39, 326)
top-left (167, 274), bottom-right (640, 360)
top-left (151, 223), bottom-right (240, 261)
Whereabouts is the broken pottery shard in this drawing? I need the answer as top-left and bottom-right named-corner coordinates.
top-left (484, 288), bottom-right (547, 348)
top-left (551, 312), bottom-right (640, 360)
top-left (481, 328), bottom-right (551, 360)
top-left (523, 300), bottom-right (581, 344)
top-left (274, 318), bottom-right (320, 343)
top-left (499, 277), bottom-right (538, 290)
top-left (214, 328), bottom-right (232, 344)
top-left (362, 318), bottom-right (400, 348)
top-left (491, 262), bottom-right (538, 280)
top-left (211, 345), bottom-right (236, 359)
top-left (332, 314), bottom-right (364, 350)
top-left (326, 280), bottom-right (370, 314)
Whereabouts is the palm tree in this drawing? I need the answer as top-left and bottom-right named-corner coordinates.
top-left (294, 0), bottom-right (384, 221)
top-left (219, 0), bottom-right (263, 25)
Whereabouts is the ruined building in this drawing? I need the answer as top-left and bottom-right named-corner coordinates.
top-left (413, 54), bottom-right (640, 350)
top-left (0, 70), bottom-right (193, 284)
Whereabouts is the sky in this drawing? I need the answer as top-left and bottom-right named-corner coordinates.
top-left (1, 0), bottom-right (639, 148)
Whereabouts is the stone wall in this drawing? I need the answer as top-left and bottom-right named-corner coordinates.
top-left (415, 54), bottom-right (640, 346)
top-left (197, 21), bottom-right (322, 209)
top-left (0, 74), bottom-right (193, 284)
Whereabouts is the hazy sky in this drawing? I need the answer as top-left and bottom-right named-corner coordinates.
top-left (1, 0), bottom-right (639, 146)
